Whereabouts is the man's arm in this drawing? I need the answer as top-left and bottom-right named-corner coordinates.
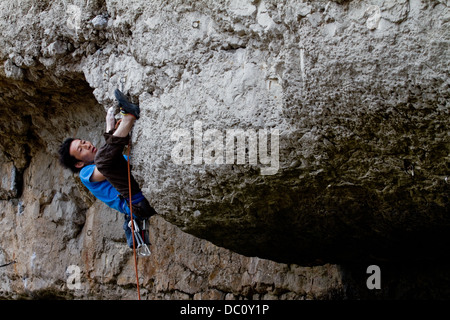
top-left (90, 167), bottom-right (107, 182)
top-left (106, 106), bottom-right (116, 132)
top-left (92, 106), bottom-right (115, 183)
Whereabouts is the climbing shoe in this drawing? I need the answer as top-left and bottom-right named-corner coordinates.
top-left (114, 89), bottom-right (140, 119)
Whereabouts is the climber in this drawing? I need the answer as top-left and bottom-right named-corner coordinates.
top-left (58, 89), bottom-right (157, 250)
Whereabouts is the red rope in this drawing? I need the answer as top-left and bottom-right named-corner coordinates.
top-left (127, 138), bottom-right (141, 300)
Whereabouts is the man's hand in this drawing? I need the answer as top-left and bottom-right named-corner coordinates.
top-left (106, 106), bottom-right (116, 132)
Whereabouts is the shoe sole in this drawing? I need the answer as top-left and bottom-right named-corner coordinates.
top-left (114, 89), bottom-right (140, 119)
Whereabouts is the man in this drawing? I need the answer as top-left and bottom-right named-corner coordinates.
top-left (58, 89), bottom-right (157, 250)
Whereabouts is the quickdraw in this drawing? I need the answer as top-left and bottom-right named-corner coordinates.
top-left (128, 219), bottom-right (151, 257)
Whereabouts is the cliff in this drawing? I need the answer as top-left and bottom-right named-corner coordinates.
top-left (0, 0), bottom-right (449, 299)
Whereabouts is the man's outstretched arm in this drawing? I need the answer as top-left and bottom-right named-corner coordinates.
top-left (90, 107), bottom-right (116, 183)
top-left (91, 107), bottom-right (136, 183)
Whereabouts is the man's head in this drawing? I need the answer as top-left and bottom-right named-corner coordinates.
top-left (58, 138), bottom-right (97, 173)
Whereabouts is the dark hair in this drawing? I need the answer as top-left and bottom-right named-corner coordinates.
top-left (58, 138), bottom-right (81, 173)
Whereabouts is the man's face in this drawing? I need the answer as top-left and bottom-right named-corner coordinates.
top-left (69, 139), bottom-right (97, 168)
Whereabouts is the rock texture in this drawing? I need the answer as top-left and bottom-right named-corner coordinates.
top-left (0, 0), bottom-right (449, 299)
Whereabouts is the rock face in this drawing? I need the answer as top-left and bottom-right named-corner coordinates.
top-left (0, 0), bottom-right (449, 299)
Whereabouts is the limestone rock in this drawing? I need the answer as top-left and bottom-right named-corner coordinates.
top-left (0, 153), bottom-right (19, 200)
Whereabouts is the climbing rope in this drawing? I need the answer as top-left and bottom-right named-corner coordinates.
top-left (127, 137), bottom-right (141, 300)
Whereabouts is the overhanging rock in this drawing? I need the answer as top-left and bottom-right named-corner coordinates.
top-left (1, 0), bottom-right (449, 268)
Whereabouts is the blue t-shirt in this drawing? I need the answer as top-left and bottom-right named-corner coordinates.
top-left (79, 156), bottom-right (130, 215)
